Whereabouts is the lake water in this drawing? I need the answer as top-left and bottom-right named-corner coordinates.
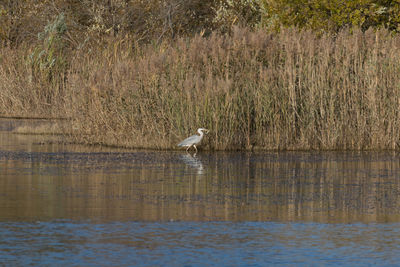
top-left (1, 119), bottom-right (400, 266)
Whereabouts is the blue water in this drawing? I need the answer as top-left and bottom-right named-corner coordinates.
top-left (1, 221), bottom-right (399, 266)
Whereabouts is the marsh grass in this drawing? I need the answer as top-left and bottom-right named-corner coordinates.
top-left (13, 123), bottom-right (64, 135)
top-left (2, 28), bottom-right (400, 150)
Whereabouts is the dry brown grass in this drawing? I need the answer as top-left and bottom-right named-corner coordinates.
top-left (2, 27), bottom-right (400, 150)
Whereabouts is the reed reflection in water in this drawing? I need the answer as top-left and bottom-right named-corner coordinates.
top-left (1, 132), bottom-right (400, 223)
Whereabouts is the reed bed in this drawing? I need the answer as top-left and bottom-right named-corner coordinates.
top-left (1, 28), bottom-right (400, 150)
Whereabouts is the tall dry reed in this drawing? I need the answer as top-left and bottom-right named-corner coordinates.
top-left (2, 28), bottom-right (400, 150)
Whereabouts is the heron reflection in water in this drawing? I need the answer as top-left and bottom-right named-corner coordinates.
top-left (177, 128), bottom-right (209, 153)
top-left (179, 153), bottom-right (204, 175)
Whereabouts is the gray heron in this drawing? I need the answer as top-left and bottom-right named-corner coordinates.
top-left (178, 128), bottom-right (209, 153)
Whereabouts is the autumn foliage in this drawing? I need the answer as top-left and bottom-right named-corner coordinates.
top-left (2, 1), bottom-right (400, 150)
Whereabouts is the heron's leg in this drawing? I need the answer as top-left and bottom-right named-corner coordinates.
top-left (186, 145), bottom-right (191, 152)
top-left (193, 145), bottom-right (197, 153)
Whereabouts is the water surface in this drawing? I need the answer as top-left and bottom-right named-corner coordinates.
top-left (1, 119), bottom-right (400, 266)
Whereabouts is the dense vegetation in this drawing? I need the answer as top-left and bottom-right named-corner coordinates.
top-left (2, 0), bottom-right (400, 45)
top-left (1, 1), bottom-right (400, 150)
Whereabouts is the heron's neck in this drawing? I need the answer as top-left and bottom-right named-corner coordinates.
top-left (197, 130), bottom-right (204, 137)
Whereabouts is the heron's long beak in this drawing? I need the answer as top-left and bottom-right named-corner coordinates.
top-left (205, 129), bottom-right (210, 134)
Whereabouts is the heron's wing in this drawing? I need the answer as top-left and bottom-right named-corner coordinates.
top-left (178, 134), bottom-right (200, 146)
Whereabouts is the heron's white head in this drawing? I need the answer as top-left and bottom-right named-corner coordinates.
top-left (197, 128), bottom-right (209, 134)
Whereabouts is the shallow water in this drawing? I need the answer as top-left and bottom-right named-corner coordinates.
top-left (2, 119), bottom-right (400, 266)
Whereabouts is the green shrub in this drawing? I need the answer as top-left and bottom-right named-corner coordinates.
top-left (29, 13), bottom-right (67, 84)
top-left (260, 0), bottom-right (400, 33)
